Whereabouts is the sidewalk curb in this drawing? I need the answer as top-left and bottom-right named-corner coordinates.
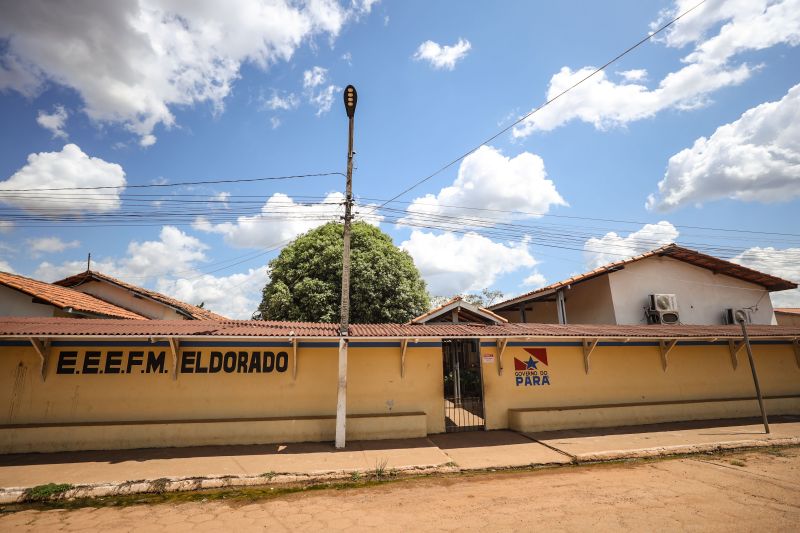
top-left (572, 436), bottom-right (800, 462)
top-left (1, 438), bottom-right (798, 505)
top-left (0, 463), bottom-right (457, 505)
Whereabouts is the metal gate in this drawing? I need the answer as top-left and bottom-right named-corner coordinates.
top-left (443, 339), bottom-right (485, 432)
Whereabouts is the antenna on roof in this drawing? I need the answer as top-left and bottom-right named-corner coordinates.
top-left (87, 253), bottom-right (91, 272)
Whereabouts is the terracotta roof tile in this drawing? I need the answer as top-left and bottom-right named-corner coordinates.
top-left (54, 270), bottom-right (228, 320)
top-left (410, 296), bottom-right (508, 324)
top-left (775, 308), bottom-right (800, 316)
top-left (0, 317), bottom-right (797, 340)
top-left (490, 244), bottom-right (798, 311)
top-left (0, 272), bottom-right (146, 320)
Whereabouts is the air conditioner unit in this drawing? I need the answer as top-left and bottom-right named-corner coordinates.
top-left (648, 294), bottom-right (680, 325)
top-left (723, 308), bottom-right (751, 325)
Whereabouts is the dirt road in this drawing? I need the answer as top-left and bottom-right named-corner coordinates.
top-left (2, 447), bottom-right (799, 532)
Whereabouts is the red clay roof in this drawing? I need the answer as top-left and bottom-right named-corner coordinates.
top-left (0, 317), bottom-right (797, 339)
top-left (0, 272), bottom-right (147, 320)
top-left (490, 243), bottom-right (798, 311)
top-left (411, 296), bottom-right (508, 324)
top-left (54, 270), bottom-right (228, 320)
top-left (775, 308), bottom-right (800, 315)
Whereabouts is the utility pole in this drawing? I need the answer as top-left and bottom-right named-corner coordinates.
top-left (336, 84), bottom-right (357, 449)
top-left (737, 311), bottom-right (769, 434)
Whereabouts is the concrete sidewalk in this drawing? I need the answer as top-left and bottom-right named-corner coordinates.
top-left (1, 416), bottom-right (798, 503)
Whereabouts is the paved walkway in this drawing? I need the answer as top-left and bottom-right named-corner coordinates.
top-left (3, 446), bottom-right (799, 531)
top-left (0, 416), bottom-right (798, 502)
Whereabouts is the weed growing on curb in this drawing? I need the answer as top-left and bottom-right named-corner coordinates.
top-left (149, 478), bottom-right (170, 494)
top-left (24, 483), bottom-right (74, 502)
top-left (373, 459), bottom-right (389, 479)
top-left (350, 471), bottom-right (362, 482)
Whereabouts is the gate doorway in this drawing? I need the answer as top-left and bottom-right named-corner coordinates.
top-left (442, 339), bottom-right (485, 432)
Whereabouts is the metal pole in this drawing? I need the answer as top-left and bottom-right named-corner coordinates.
top-left (738, 316), bottom-right (769, 434)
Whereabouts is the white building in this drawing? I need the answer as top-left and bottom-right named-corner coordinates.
top-left (489, 244), bottom-right (797, 326)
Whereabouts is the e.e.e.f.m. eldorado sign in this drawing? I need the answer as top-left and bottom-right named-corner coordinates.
top-left (55, 349), bottom-right (289, 375)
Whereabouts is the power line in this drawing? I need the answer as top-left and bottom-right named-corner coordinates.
top-left (369, 0), bottom-right (708, 212)
top-left (0, 172), bottom-right (344, 192)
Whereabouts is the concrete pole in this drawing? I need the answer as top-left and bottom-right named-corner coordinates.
top-left (335, 338), bottom-right (348, 448)
top-left (737, 316), bottom-right (769, 434)
top-left (336, 85), bottom-right (356, 449)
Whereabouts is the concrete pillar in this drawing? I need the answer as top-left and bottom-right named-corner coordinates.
top-left (335, 338), bottom-right (348, 448)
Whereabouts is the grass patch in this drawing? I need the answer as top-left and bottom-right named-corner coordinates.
top-left (23, 483), bottom-right (74, 502)
top-left (729, 460), bottom-right (747, 467)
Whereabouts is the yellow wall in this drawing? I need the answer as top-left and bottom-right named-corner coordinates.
top-left (480, 341), bottom-right (800, 431)
top-left (0, 340), bottom-right (443, 452)
top-left (2, 338), bottom-right (799, 452)
top-left (348, 344), bottom-right (444, 435)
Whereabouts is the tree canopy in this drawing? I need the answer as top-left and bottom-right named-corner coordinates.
top-left (429, 288), bottom-right (505, 309)
top-left (254, 221), bottom-right (430, 323)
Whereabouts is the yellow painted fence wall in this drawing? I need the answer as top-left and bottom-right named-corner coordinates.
top-left (480, 341), bottom-right (800, 432)
top-left (0, 340), bottom-right (443, 453)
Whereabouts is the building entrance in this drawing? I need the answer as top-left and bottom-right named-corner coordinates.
top-left (442, 339), bottom-right (485, 432)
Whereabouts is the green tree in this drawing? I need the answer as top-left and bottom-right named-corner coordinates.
top-left (429, 288), bottom-right (505, 309)
top-left (254, 221), bottom-right (430, 323)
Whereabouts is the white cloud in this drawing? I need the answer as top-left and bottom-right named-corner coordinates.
top-left (36, 105), bottom-right (68, 138)
top-left (158, 266), bottom-right (268, 320)
top-left (402, 145), bottom-right (567, 227)
top-left (618, 69), bottom-right (648, 82)
top-left (731, 247), bottom-right (800, 307)
top-left (522, 271), bottom-right (547, 288)
top-left (513, 0), bottom-right (800, 136)
top-left (212, 191), bottom-right (231, 208)
top-left (0, 221), bottom-right (13, 234)
top-left (263, 91), bottom-right (299, 111)
top-left (27, 237), bottom-right (80, 257)
top-left (0, 144), bottom-right (126, 214)
top-left (400, 230), bottom-right (537, 295)
top-left (301, 66), bottom-right (340, 115)
top-left (303, 66), bottom-right (328, 89)
top-left (0, 259), bottom-right (15, 273)
top-left (583, 221), bottom-right (679, 269)
top-left (35, 226), bottom-right (207, 282)
top-left (0, 1), bottom-right (359, 145)
top-left (647, 83), bottom-right (800, 211)
top-left (194, 191), bottom-right (380, 249)
top-left (413, 38), bottom-right (471, 70)
top-left (308, 83), bottom-right (340, 115)
top-left (270, 117), bottom-right (282, 129)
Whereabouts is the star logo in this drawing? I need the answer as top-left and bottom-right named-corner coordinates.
top-left (525, 356), bottom-right (538, 370)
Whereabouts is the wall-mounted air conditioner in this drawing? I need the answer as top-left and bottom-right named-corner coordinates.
top-left (723, 308), bottom-right (751, 325)
top-left (646, 294), bottom-right (680, 325)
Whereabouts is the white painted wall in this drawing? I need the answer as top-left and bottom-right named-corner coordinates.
top-left (0, 286), bottom-right (56, 317)
top-left (607, 256), bottom-right (775, 325)
top-left (563, 275), bottom-right (616, 324)
top-left (69, 281), bottom-right (184, 320)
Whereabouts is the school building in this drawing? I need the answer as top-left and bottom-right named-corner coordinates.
top-left (1, 316), bottom-right (798, 453)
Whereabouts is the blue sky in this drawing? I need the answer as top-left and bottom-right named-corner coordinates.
top-left (1, 0), bottom-right (798, 318)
